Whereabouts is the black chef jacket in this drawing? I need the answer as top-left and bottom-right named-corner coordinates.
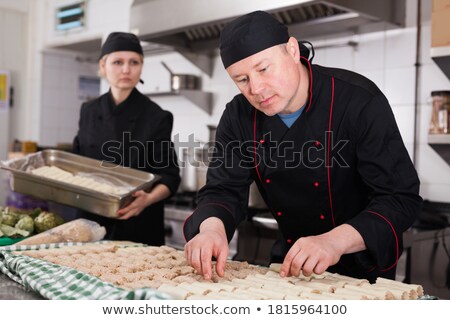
top-left (184, 58), bottom-right (422, 282)
top-left (73, 88), bottom-right (180, 245)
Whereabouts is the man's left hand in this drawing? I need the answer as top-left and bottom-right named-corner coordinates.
top-left (279, 224), bottom-right (366, 277)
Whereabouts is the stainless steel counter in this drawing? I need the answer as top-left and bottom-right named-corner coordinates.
top-left (0, 273), bottom-right (43, 299)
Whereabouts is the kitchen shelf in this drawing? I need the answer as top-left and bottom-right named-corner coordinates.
top-left (145, 90), bottom-right (213, 115)
top-left (428, 134), bottom-right (450, 166)
top-left (431, 46), bottom-right (450, 79)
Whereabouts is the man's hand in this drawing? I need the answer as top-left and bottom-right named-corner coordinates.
top-left (184, 217), bottom-right (229, 280)
top-left (279, 224), bottom-right (366, 277)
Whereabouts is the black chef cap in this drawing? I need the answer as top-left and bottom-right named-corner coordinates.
top-left (99, 32), bottom-right (143, 60)
top-left (220, 11), bottom-right (289, 69)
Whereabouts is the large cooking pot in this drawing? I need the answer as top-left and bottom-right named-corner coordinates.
top-left (193, 163), bottom-right (267, 209)
top-left (180, 146), bottom-right (209, 193)
top-left (207, 125), bottom-right (217, 143)
top-left (248, 182), bottom-right (267, 209)
top-left (161, 62), bottom-right (201, 91)
top-left (180, 148), bottom-right (198, 192)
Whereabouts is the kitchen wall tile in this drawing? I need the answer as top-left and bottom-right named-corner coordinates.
top-left (384, 67), bottom-right (416, 105)
top-left (211, 85), bottom-right (239, 119)
top-left (44, 66), bottom-right (64, 89)
top-left (420, 25), bottom-right (433, 66)
top-left (62, 72), bottom-right (78, 93)
top-left (89, 0), bottom-right (132, 27)
top-left (385, 28), bottom-right (416, 69)
top-left (416, 143), bottom-right (450, 184)
top-left (42, 87), bottom-right (60, 109)
top-left (420, 183), bottom-right (450, 202)
top-left (354, 31), bottom-right (385, 71)
top-left (2, 11), bottom-right (26, 71)
top-left (141, 58), bottom-right (172, 93)
top-left (312, 48), bottom-right (327, 66)
top-left (8, 72), bottom-right (26, 141)
top-left (43, 53), bottom-right (62, 69)
top-left (151, 96), bottom-right (211, 143)
top-left (403, 142), bottom-right (415, 162)
top-left (41, 107), bottom-right (60, 130)
top-left (358, 70), bottom-right (385, 91)
top-left (58, 126), bottom-right (78, 144)
top-left (61, 107), bottom-right (80, 127)
top-left (40, 126), bottom-right (58, 146)
top-left (62, 55), bottom-right (79, 72)
top-left (0, 113), bottom-right (8, 160)
top-left (418, 103), bottom-right (432, 143)
top-left (211, 56), bottom-right (234, 83)
top-left (391, 105), bottom-right (416, 144)
top-left (323, 45), bottom-right (355, 70)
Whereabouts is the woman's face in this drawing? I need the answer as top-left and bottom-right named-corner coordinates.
top-left (99, 51), bottom-right (143, 91)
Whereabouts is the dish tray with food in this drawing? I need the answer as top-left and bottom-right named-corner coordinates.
top-left (0, 150), bottom-right (160, 218)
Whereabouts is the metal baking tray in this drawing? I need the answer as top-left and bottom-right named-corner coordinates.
top-left (0, 150), bottom-right (160, 218)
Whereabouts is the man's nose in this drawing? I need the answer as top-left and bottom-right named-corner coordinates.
top-left (249, 76), bottom-right (264, 95)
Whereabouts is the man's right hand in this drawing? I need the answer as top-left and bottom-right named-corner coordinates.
top-left (184, 217), bottom-right (229, 280)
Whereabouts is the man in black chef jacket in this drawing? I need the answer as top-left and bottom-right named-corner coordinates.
top-left (183, 11), bottom-right (422, 282)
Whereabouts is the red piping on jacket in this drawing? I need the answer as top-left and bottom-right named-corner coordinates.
top-left (253, 110), bottom-right (263, 184)
top-left (367, 210), bottom-right (399, 272)
top-left (327, 77), bottom-right (336, 228)
top-left (182, 202), bottom-right (233, 243)
top-left (367, 266), bottom-right (377, 273)
top-left (300, 56), bottom-right (313, 113)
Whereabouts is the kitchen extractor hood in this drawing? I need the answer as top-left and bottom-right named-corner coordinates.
top-left (131, 0), bottom-right (406, 67)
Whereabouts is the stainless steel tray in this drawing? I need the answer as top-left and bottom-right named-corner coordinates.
top-left (0, 150), bottom-right (160, 218)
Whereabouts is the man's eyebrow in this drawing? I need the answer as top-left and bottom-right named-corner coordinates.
top-left (230, 60), bottom-right (268, 78)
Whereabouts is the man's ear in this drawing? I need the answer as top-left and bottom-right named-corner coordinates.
top-left (287, 37), bottom-right (300, 62)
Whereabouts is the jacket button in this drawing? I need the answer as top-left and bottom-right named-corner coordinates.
top-left (287, 239), bottom-right (292, 244)
top-left (265, 179), bottom-right (271, 184)
top-left (277, 211), bottom-right (282, 217)
top-left (315, 141), bottom-right (321, 147)
top-left (320, 214), bottom-right (325, 220)
top-left (260, 139), bottom-right (265, 144)
top-left (314, 181), bottom-right (319, 187)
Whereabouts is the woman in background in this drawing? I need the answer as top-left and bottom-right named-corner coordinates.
top-left (73, 32), bottom-right (180, 245)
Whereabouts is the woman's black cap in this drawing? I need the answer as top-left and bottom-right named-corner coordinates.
top-left (220, 11), bottom-right (289, 69)
top-left (99, 32), bottom-right (144, 60)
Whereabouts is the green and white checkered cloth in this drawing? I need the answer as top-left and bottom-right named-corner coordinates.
top-left (0, 241), bottom-right (171, 300)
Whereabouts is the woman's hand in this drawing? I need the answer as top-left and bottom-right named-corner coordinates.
top-left (116, 184), bottom-right (170, 220)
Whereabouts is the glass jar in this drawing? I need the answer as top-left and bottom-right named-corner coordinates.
top-left (429, 91), bottom-right (450, 134)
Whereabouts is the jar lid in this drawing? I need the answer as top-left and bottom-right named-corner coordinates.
top-left (431, 90), bottom-right (450, 96)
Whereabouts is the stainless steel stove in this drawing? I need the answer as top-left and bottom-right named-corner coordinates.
top-left (164, 193), bottom-right (278, 265)
top-left (164, 193), bottom-right (238, 258)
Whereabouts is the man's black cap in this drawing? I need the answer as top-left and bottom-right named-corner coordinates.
top-left (220, 11), bottom-right (289, 69)
top-left (99, 32), bottom-right (143, 60)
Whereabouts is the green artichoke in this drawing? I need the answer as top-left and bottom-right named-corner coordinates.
top-left (34, 212), bottom-right (64, 233)
top-left (15, 215), bottom-right (35, 233)
top-left (1, 210), bottom-right (20, 227)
